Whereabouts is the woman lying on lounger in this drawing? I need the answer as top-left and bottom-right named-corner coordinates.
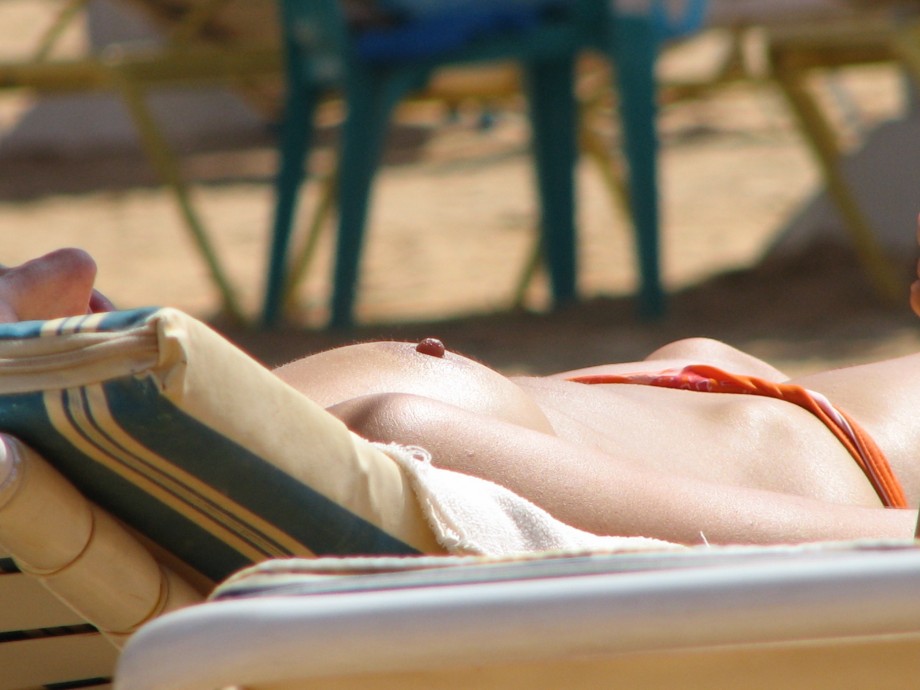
top-left (2, 245), bottom-right (919, 547)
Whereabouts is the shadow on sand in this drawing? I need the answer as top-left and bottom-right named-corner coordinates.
top-left (216, 241), bottom-right (920, 376)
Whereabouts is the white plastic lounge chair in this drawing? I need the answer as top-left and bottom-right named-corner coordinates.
top-left (0, 544), bottom-right (117, 690)
top-left (114, 543), bottom-right (920, 690)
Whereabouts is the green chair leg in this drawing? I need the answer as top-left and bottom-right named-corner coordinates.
top-left (525, 55), bottom-right (579, 307)
top-left (611, 14), bottom-right (665, 319)
top-left (263, 80), bottom-right (320, 327)
top-left (329, 71), bottom-right (403, 329)
top-left (270, 0), bottom-right (684, 328)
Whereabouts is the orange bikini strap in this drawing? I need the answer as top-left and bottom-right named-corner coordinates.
top-left (568, 364), bottom-right (908, 509)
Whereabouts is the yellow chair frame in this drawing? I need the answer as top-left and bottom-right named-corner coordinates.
top-left (0, 0), bottom-right (281, 322)
top-left (766, 16), bottom-right (912, 301)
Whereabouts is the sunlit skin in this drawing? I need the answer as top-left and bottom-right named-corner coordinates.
top-left (0, 248), bottom-right (114, 322)
top-left (911, 219), bottom-right (920, 317)
top-left (5, 228), bottom-right (920, 546)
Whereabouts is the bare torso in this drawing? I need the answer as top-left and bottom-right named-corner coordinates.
top-left (512, 375), bottom-right (883, 506)
top-left (275, 338), bottom-right (920, 512)
top-left (1, 247), bottom-right (916, 546)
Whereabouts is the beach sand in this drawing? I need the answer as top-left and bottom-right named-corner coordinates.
top-left (1, 17), bottom-right (918, 378)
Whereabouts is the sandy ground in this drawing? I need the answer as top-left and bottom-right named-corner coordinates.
top-left (1, 16), bottom-right (919, 378)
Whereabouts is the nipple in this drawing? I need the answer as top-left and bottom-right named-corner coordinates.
top-left (416, 337), bottom-right (445, 358)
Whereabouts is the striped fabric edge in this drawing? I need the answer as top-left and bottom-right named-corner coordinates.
top-left (0, 308), bottom-right (420, 583)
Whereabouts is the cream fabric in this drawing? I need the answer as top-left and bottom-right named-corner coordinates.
top-left (0, 308), bottom-right (441, 585)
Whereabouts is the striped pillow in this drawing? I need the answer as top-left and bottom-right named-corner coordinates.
top-left (0, 308), bottom-right (439, 583)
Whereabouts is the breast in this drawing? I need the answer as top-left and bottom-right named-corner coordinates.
top-left (275, 341), bottom-right (555, 434)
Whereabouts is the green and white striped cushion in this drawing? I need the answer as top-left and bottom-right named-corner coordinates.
top-left (0, 308), bottom-right (438, 583)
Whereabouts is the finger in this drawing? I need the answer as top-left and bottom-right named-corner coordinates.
top-left (910, 280), bottom-right (920, 318)
top-left (88, 289), bottom-right (116, 313)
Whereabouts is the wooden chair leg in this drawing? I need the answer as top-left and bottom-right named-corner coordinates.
top-left (283, 169), bottom-right (338, 312)
top-left (111, 69), bottom-right (246, 322)
top-left (769, 48), bottom-right (902, 302)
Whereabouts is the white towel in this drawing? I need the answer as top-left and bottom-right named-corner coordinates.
top-left (377, 443), bottom-right (680, 556)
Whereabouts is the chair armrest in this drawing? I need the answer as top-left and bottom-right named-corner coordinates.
top-left (0, 435), bottom-right (203, 646)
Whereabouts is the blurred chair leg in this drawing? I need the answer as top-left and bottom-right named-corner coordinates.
top-left (511, 239), bottom-right (542, 308)
top-left (610, 14), bottom-right (666, 319)
top-left (32, 0), bottom-right (92, 61)
top-left (513, 82), bottom-right (631, 308)
top-left (329, 71), bottom-right (408, 330)
top-left (893, 23), bottom-right (920, 85)
top-left (112, 69), bottom-right (245, 322)
top-left (524, 56), bottom-right (578, 308)
top-left (579, 102), bottom-right (631, 216)
top-left (262, 77), bottom-right (320, 327)
top-left (770, 56), bottom-right (901, 302)
top-left (283, 169), bottom-right (338, 312)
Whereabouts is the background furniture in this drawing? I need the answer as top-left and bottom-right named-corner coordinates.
top-left (0, 0), bottom-right (281, 322)
top-left (766, 12), bottom-right (917, 301)
top-left (115, 544), bottom-right (920, 689)
top-left (666, 1), bottom-right (916, 301)
top-left (0, 435), bottom-right (202, 690)
top-left (263, 0), bottom-right (706, 329)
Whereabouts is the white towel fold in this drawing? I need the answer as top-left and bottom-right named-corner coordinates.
top-left (377, 443), bottom-right (680, 556)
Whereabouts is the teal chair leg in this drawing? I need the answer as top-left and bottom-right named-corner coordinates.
top-left (611, 14), bottom-right (665, 318)
top-left (524, 56), bottom-right (578, 306)
top-left (329, 70), bottom-right (403, 329)
top-left (263, 69), bottom-right (320, 327)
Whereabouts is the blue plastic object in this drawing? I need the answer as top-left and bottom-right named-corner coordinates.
top-left (264, 0), bottom-right (708, 328)
top-left (358, 7), bottom-right (546, 61)
top-left (378, 0), bottom-right (561, 19)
